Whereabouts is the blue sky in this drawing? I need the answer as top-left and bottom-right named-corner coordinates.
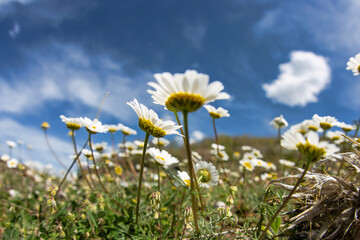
top-left (0, 0), bottom-right (359, 169)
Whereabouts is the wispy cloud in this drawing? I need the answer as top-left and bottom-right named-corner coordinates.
top-left (183, 21), bottom-right (207, 50)
top-left (263, 51), bottom-right (331, 107)
top-left (254, 1), bottom-right (360, 53)
top-left (8, 21), bottom-right (20, 38)
top-left (0, 42), bottom-right (151, 121)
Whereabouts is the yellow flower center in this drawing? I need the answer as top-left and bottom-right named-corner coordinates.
top-left (342, 127), bottom-right (352, 132)
top-left (331, 136), bottom-right (340, 141)
top-left (138, 118), bottom-right (166, 137)
top-left (308, 126), bottom-right (318, 131)
top-left (165, 92), bottom-right (206, 112)
top-left (198, 169), bottom-right (211, 183)
top-left (108, 128), bottom-right (117, 133)
top-left (184, 179), bottom-right (191, 187)
top-left (358, 65), bottom-right (360, 73)
top-left (296, 141), bottom-right (326, 161)
top-left (210, 112), bottom-right (221, 119)
top-left (115, 166), bottom-right (123, 176)
top-left (156, 156), bottom-right (166, 161)
top-left (65, 123), bottom-right (81, 130)
top-left (41, 122), bottom-right (50, 130)
top-left (244, 162), bottom-right (252, 170)
top-left (257, 161), bottom-right (262, 165)
top-left (320, 122), bottom-right (332, 130)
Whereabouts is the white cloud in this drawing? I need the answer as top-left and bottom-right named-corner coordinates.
top-left (183, 22), bottom-right (207, 50)
top-left (0, 42), bottom-right (151, 121)
top-left (190, 130), bottom-right (206, 144)
top-left (263, 51), bottom-right (331, 107)
top-left (8, 21), bottom-right (20, 38)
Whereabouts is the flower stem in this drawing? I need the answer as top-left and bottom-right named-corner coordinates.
top-left (258, 157), bottom-right (312, 240)
top-left (88, 133), bottom-right (123, 208)
top-left (135, 132), bottom-right (150, 223)
top-left (183, 111), bottom-right (200, 235)
top-left (174, 111), bottom-right (205, 211)
top-left (43, 129), bottom-right (68, 171)
top-left (212, 118), bottom-right (228, 179)
top-left (71, 130), bottom-right (94, 192)
top-left (56, 139), bottom-right (89, 199)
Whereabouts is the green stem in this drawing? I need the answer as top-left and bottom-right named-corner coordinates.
top-left (135, 132), bottom-right (150, 223)
top-left (183, 111), bottom-right (200, 235)
top-left (71, 130), bottom-right (94, 192)
top-left (212, 118), bottom-right (228, 179)
top-left (174, 111), bottom-right (205, 211)
top-left (88, 133), bottom-right (123, 208)
top-left (43, 130), bottom-right (68, 171)
top-left (258, 157), bottom-right (312, 240)
top-left (157, 164), bottom-right (161, 191)
top-left (56, 139), bottom-right (89, 199)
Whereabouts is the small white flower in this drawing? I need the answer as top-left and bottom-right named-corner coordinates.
top-left (346, 53), bottom-right (360, 76)
top-left (1, 154), bottom-right (10, 161)
top-left (7, 158), bottom-right (19, 168)
top-left (239, 159), bottom-right (256, 172)
top-left (265, 162), bottom-right (277, 171)
top-left (83, 117), bottom-right (108, 134)
top-left (203, 105), bottom-right (230, 118)
top-left (134, 140), bottom-right (145, 148)
top-left (177, 171), bottom-right (191, 187)
top-left (250, 148), bottom-right (263, 159)
top-left (270, 115), bottom-right (288, 129)
top-left (127, 98), bottom-right (182, 137)
top-left (279, 159), bottom-right (295, 167)
top-left (194, 161), bottom-right (219, 188)
top-left (335, 122), bottom-right (356, 133)
top-left (6, 141), bottom-right (16, 148)
top-left (326, 130), bottom-right (346, 144)
top-left (312, 114), bottom-right (339, 131)
top-left (93, 142), bottom-right (108, 152)
top-left (147, 148), bottom-right (179, 167)
top-left (118, 123), bottom-right (137, 136)
top-left (241, 145), bottom-right (253, 151)
top-left (60, 115), bottom-right (84, 130)
top-left (103, 124), bottom-right (121, 133)
top-left (152, 137), bottom-right (170, 147)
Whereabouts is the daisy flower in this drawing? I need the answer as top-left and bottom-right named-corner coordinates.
top-left (269, 115), bottom-right (288, 129)
top-left (203, 105), bottom-right (230, 118)
top-left (60, 115), bottom-right (84, 130)
top-left (104, 124), bottom-right (121, 133)
top-left (134, 140), bottom-right (145, 148)
top-left (147, 70), bottom-right (230, 113)
top-left (177, 171), bottom-right (191, 187)
top-left (241, 145), bottom-right (253, 151)
top-left (312, 114), bottom-right (339, 131)
top-left (346, 53), bottom-right (360, 76)
top-left (281, 129), bottom-right (339, 161)
top-left (152, 137), bottom-right (170, 147)
top-left (239, 159), bottom-right (256, 172)
top-left (83, 117), bottom-right (108, 134)
top-left (194, 161), bottom-right (219, 188)
top-left (118, 123), bottom-right (137, 136)
top-left (93, 142), bottom-right (108, 152)
top-left (1, 154), bottom-right (10, 161)
top-left (147, 147), bottom-right (179, 167)
top-left (127, 98), bottom-right (182, 137)
top-left (335, 122), bottom-right (356, 133)
top-left (6, 141), bottom-right (16, 148)
top-left (7, 158), bottom-right (19, 168)
top-left (41, 122), bottom-right (50, 130)
top-left (279, 159), bottom-right (295, 167)
top-left (326, 130), bottom-right (345, 144)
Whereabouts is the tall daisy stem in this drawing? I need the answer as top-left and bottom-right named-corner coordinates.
top-left (183, 111), bottom-right (200, 235)
top-left (56, 139), bottom-right (89, 199)
top-left (258, 157), bottom-right (312, 240)
top-left (174, 112), bottom-right (205, 211)
top-left (135, 132), bottom-right (150, 223)
top-left (212, 117), bottom-right (228, 180)
top-left (71, 130), bottom-right (94, 192)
